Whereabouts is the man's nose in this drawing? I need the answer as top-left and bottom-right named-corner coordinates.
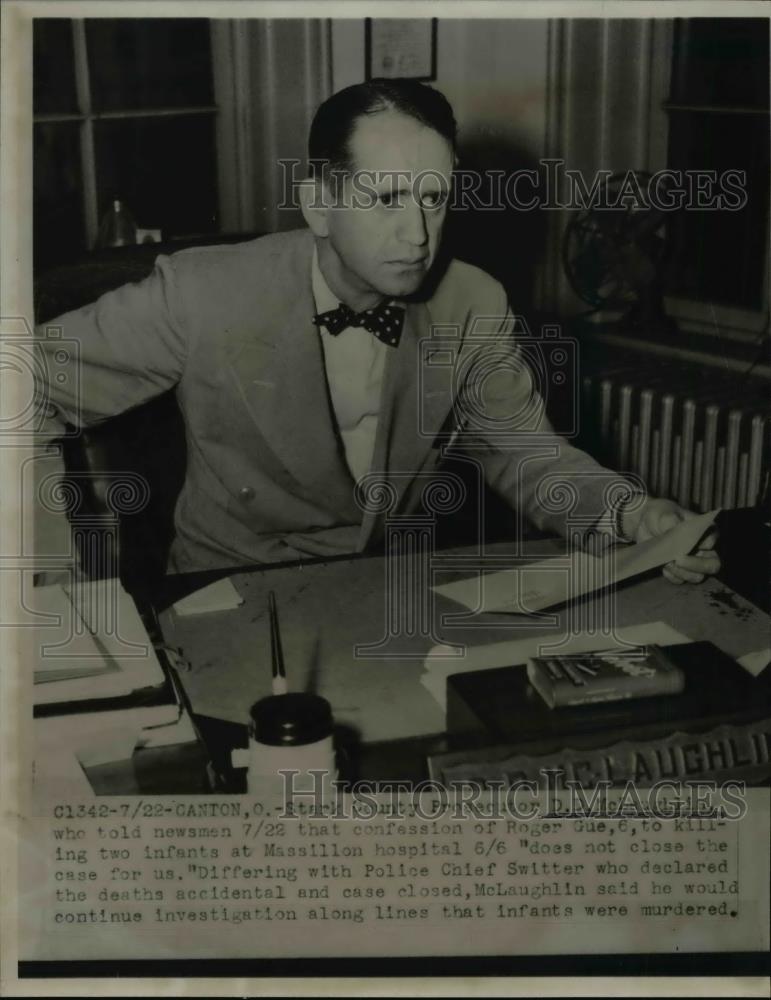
top-left (397, 200), bottom-right (429, 245)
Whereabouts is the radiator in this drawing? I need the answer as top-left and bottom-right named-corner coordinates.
top-left (581, 372), bottom-right (769, 512)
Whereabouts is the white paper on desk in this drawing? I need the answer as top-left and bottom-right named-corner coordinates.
top-left (76, 728), bottom-right (139, 768)
top-left (32, 749), bottom-right (93, 799)
top-left (32, 585), bottom-right (116, 682)
top-left (173, 577), bottom-right (244, 616)
top-left (432, 509), bottom-right (719, 614)
top-left (32, 579), bottom-right (163, 704)
top-left (737, 648), bottom-right (771, 676)
top-left (421, 620), bottom-right (692, 711)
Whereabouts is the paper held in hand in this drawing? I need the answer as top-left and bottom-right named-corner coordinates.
top-left (432, 509), bottom-right (719, 615)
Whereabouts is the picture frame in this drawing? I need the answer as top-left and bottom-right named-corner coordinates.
top-left (365, 18), bottom-right (437, 82)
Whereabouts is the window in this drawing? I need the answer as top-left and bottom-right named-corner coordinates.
top-left (33, 19), bottom-right (219, 270)
top-left (662, 18), bottom-right (769, 338)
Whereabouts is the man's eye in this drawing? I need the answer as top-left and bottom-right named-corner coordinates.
top-left (420, 191), bottom-right (447, 209)
top-left (379, 193), bottom-right (401, 208)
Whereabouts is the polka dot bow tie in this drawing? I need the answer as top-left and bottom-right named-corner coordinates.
top-left (312, 301), bottom-right (405, 347)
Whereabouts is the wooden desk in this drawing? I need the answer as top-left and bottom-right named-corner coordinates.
top-left (153, 538), bottom-right (769, 782)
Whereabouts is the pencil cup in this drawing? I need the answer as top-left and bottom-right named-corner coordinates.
top-left (232, 693), bottom-right (337, 800)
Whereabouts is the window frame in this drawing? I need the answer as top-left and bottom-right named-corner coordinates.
top-left (33, 18), bottom-right (222, 251)
top-left (650, 18), bottom-right (770, 342)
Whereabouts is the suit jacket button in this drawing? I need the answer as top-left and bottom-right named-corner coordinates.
top-left (239, 486), bottom-right (255, 502)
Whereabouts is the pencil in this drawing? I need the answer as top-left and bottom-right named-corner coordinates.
top-left (545, 659), bottom-right (564, 681)
top-left (269, 590), bottom-right (288, 695)
top-left (561, 659), bottom-right (586, 687)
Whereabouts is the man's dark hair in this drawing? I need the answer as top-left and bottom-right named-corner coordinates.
top-left (308, 79), bottom-right (457, 179)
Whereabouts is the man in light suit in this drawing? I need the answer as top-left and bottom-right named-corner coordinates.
top-left (35, 80), bottom-right (718, 582)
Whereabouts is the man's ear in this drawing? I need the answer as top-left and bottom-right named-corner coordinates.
top-left (299, 179), bottom-right (329, 238)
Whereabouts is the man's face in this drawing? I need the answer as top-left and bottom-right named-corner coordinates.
top-left (321, 109), bottom-right (454, 304)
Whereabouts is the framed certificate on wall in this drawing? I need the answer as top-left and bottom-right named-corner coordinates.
top-left (366, 18), bottom-right (437, 81)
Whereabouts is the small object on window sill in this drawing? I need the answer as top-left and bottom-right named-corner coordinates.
top-left (136, 227), bottom-right (162, 244)
top-left (96, 198), bottom-right (138, 249)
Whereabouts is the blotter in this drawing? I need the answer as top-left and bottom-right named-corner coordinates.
top-left (421, 620), bottom-right (691, 711)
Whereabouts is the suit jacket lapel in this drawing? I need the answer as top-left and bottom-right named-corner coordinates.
top-left (225, 235), bottom-right (359, 519)
top-left (358, 300), bottom-right (456, 548)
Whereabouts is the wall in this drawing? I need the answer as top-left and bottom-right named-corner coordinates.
top-left (330, 18), bottom-right (551, 314)
top-left (437, 20), bottom-right (552, 314)
top-left (332, 18), bottom-right (549, 155)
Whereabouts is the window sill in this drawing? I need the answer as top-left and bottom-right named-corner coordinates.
top-left (574, 314), bottom-right (770, 382)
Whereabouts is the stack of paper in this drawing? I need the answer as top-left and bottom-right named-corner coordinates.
top-left (30, 577), bottom-right (196, 796)
top-left (32, 578), bottom-right (165, 706)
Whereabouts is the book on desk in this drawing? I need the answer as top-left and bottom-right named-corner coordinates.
top-left (31, 579), bottom-right (198, 796)
top-left (429, 642), bottom-right (771, 786)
